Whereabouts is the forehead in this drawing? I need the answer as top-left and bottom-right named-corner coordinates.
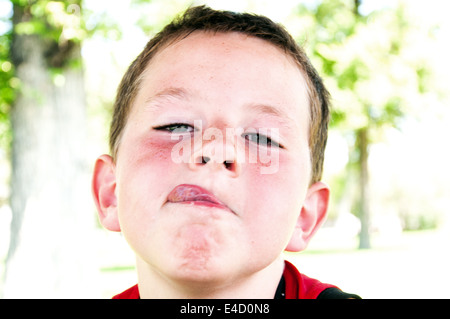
top-left (144, 31), bottom-right (304, 85)
top-left (135, 31), bottom-right (309, 127)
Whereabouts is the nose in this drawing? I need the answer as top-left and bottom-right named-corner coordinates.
top-left (189, 131), bottom-right (241, 177)
top-left (200, 155), bottom-right (236, 171)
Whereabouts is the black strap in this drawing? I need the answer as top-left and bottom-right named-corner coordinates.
top-left (274, 275), bottom-right (286, 299)
top-left (274, 275), bottom-right (360, 299)
top-left (317, 287), bottom-right (361, 299)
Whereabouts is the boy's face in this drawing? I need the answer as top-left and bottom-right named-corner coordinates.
top-left (95, 32), bottom-right (328, 285)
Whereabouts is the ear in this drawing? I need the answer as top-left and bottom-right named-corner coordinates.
top-left (285, 181), bottom-right (330, 252)
top-left (92, 154), bottom-right (121, 232)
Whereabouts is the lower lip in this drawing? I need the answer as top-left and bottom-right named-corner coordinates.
top-left (173, 200), bottom-right (232, 212)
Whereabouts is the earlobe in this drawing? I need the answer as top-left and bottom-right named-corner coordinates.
top-left (92, 154), bottom-right (121, 232)
top-left (285, 181), bottom-right (330, 252)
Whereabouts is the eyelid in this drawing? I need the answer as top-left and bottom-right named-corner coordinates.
top-left (152, 122), bottom-right (197, 133)
top-left (242, 131), bottom-right (284, 149)
top-left (153, 123), bottom-right (285, 148)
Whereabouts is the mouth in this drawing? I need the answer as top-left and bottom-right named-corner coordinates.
top-left (167, 184), bottom-right (233, 213)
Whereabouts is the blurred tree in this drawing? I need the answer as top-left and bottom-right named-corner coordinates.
top-left (0, 27), bottom-right (14, 156)
top-left (296, 0), bottom-right (430, 248)
top-left (3, 0), bottom-right (95, 297)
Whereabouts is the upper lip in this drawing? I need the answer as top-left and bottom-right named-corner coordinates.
top-left (167, 184), bottom-right (230, 211)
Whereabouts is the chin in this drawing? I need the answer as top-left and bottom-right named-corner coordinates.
top-left (168, 259), bottom-right (234, 289)
top-left (175, 247), bottom-right (228, 279)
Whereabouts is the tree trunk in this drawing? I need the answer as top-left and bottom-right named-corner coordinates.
top-left (357, 127), bottom-right (371, 249)
top-left (3, 4), bottom-right (97, 298)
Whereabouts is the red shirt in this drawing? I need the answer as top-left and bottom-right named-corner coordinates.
top-left (282, 260), bottom-right (337, 299)
top-left (112, 260), bottom-right (339, 299)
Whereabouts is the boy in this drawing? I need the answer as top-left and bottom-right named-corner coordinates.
top-left (92, 5), bottom-right (359, 299)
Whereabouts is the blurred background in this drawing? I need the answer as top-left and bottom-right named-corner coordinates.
top-left (0, 0), bottom-right (449, 298)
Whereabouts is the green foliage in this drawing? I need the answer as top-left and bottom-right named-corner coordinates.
top-left (294, 0), bottom-right (441, 233)
top-left (306, 0), bottom-right (361, 45)
top-left (12, 0), bottom-right (86, 42)
top-left (0, 26), bottom-right (14, 152)
top-left (0, 0), bottom-right (89, 153)
top-left (130, 0), bottom-right (192, 35)
top-left (296, 0), bottom-right (427, 136)
top-left (0, 0), bottom-right (129, 155)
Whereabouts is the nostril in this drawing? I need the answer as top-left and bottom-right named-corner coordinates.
top-left (201, 156), bottom-right (210, 164)
top-left (224, 160), bottom-right (234, 171)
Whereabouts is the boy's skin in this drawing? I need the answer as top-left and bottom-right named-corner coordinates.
top-left (92, 31), bottom-right (329, 298)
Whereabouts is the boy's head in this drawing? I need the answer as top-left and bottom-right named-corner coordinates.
top-left (110, 5), bottom-right (330, 185)
top-left (93, 6), bottom-right (331, 295)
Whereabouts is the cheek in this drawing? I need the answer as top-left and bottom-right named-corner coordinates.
top-left (134, 137), bottom-right (175, 168)
top-left (245, 149), bottom-right (303, 189)
top-left (116, 137), bottom-right (181, 251)
top-left (246, 162), bottom-right (304, 216)
top-left (116, 136), bottom-right (179, 217)
top-left (117, 136), bottom-right (189, 189)
top-left (242, 153), bottom-right (308, 245)
top-left (135, 135), bottom-right (199, 168)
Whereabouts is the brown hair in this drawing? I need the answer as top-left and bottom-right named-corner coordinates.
top-left (109, 5), bottom-right (330, 184)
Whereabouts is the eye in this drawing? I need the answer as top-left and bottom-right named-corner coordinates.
top-left (153, 123), bottom-right (195, 134)
top-left (242, 132), bottom-right (283, 149)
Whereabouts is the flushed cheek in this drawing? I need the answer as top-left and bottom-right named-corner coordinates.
top-left (115, 136), bottom-right (179, 234)
top-left (127, 136), bottom-right (177, 169)
top-left (117, 135), bottom-right (189, 195)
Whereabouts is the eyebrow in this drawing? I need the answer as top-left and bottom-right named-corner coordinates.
top-left (246, 103), bottom-right (286, 119)
top-left (144, 87), bottom-right (190, 109)
top-left (245, 103), bottom-right (295, 129)
top-left (144, 87), bottom-right (295, 129)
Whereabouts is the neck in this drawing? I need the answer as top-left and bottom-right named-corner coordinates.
top-left (136, 255), bottom-right (285, 299)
